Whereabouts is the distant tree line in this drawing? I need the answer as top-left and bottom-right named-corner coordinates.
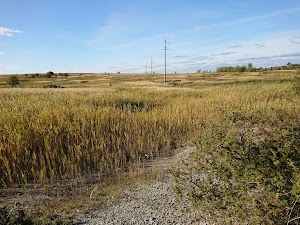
top-left (24, 71), bottom-right (69, 78)
top-left (8, 71), bottom-right (69, 87)
top-left (216, 62), bottom-right (300, 73)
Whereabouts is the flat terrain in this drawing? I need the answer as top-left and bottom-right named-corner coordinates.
top-left (0, 70), bottom-right (299, 224)
top-left (0, 71), bottom-right (296, 89)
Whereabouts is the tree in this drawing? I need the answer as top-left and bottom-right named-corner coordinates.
top-left (247, 63), bottom-right (253, 71)
top-left (7, 75), bottom-right (20, 87)
top-left (45, 71), bottom-right (54, 78)
top-left (240, 65), bottom-right (246, 72)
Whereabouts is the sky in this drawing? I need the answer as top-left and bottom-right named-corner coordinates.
top-left (0, 0), bottom-right (300, 74)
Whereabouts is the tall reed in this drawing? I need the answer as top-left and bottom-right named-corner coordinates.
top-left (0, 80), bottom-right (298, 186)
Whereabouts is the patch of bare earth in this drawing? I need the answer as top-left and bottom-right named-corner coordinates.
top-left (74, 146), bottom-right (210, 225)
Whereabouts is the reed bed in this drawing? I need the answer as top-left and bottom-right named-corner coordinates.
top-left (0, 79), bottom-right (298, 187)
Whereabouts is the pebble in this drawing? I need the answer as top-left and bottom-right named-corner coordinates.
top-left (74, 176), bottom-right (209, 225)
top-left (73, 146), bottom-right (210, 225)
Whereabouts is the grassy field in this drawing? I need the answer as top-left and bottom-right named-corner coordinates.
top-left (0, 71), bottom-right (299, 224)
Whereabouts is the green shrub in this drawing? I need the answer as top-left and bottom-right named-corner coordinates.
top-left (7, 75), bottom-right (20, 87)
top-left (173, 110), bottom-right (300, 224)
top-left (56, 72), bottom-right (69, 77)
top-left (294, 76), bottom-right (300, 95)
top-left (0, 205), bottom-right (34, 225)
top-left (44, 71), bottom-right (54, 78)
top-left (43, 84), bottom-right (64, 88)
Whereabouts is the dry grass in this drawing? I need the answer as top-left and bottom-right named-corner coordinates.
top-left (1, 75), bottom-right (298, 186)
top-left (0, 71), bottom-right (299, 223)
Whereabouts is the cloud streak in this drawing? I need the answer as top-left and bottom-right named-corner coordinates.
top-left (254, 43), bottom-right (266, 48)
top-left (290, 37), bottom-right (300, 44)
top-left (0, 27), bottom-right (23, 36)
top-left (0, 64), bottom-right (20, 69)
top-left (229, 44), bottom-right (243, 49)
top-left (200, 7), bottom-right (300, 30)
top-left (211, 51), bottom-right (238, 56)
top-left (239, 52), bottom-right (300, 62)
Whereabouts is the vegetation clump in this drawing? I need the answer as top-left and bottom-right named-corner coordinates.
top-left (44, 71), bottom-right (54, 78)
top-left (58, 73), bottom-right (69, 77)
top-left (216, 62), bottom-right (300, 73)
top-left (173, 110), bottom-right (300, 224)
top-left (7, 75), bottom-right (20, 86)
top-left (43, 84), bottom-right (64, 88)
top-left (0, 205), bottom-right (34, 225)
top-left (294, 76), bottom-right (300, 95)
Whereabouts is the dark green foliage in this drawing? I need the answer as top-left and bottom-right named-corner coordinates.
top-left (295, 77), bottom-right (300, 96)
top-left (113, 98), bottom-right (155, 112)
top-left (0, 205), bottom-right (34, 225)
top-left (7, 75), bottom-right (20, 86)
top-left (43, 84), bottom-right (64, 88)
top-left (217, 65), bottom-right (248, 72)
top-left (44, 71), bottom-right (54, 78)
top-left (173, 110), bottom-right (300, 224)
top-left (216, 62), bottom-right (300, 73)
top-left (58, 73), bottom-right (69, 77)
top-left (0, 205), bottom-right (73, 225)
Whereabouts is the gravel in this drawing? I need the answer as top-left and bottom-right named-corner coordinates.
top-left (75, 177), bottom-right (209, 225)
top-left (74, 146), bottom-right (210, 225)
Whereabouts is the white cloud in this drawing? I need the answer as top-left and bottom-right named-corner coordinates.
top-left (0, 63), bottom-right (19, 70)
top-left (0, 52), bottom-right (4, 55)
top-left (0, 27), bottom-right (23, 36)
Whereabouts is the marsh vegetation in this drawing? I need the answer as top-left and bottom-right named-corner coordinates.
top-left (0, 70), bottom-right (299, 224)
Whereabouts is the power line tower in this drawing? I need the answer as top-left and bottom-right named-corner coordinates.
top-left (162, 38), bottom-right (170, 84)
top-left (145, 62), bottom-right (148, 74)
top-left (150, 57), bottom-right (153, 75)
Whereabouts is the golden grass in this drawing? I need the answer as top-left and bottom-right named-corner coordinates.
top-left (0, 71), bottom-right (299, 225)
top-left (0, 71), bottom-right (299, 188)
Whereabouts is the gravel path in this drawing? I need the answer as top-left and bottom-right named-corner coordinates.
top-left (74, 146), bottom-right (210, 225)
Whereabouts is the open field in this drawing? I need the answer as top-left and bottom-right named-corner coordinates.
top-left (0, 70), bottom-right (298, 89)
top-left (0, 71), bottom-right (299, 224)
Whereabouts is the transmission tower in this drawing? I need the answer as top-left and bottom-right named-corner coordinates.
top-left (150, 57), bottom-right (153, 74)
top-left (162, 38), bottom-right (170, 84)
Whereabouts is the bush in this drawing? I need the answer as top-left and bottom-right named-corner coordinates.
top-left (43, 84), bottom-right (64, 88)
top-left (294, 76), bottom-right (300, 95)
top-left (173, 110), bottom-right (300, 224)
top-left (0, 205), bottom-right (34, 225)
top-left (45, 71), bottom-right (54, 78)
top-left (7, 75), bottom-right (20, 86)
top-left (58, 73), bottom-right (69, 77)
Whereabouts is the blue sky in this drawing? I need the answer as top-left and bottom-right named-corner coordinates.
top-left (1, 0), bottom-right (300, 74)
